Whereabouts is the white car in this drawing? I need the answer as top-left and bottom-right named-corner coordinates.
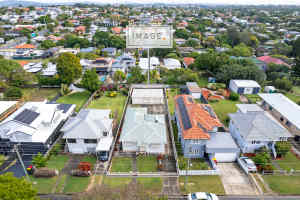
top-left (240, 157), bottom-right (257, 172)
top-left (187, 192), bottom-right (219, 200)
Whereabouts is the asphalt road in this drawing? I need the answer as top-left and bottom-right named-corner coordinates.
top-left (219, 196), bottom-right (300, 200)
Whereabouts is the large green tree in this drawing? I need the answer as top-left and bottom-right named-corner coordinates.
top-left (56, 53), bottom-right (82, 84)
top-left (112, 70), bottom-right (126, 83)
top-left (0, 173), bottom-right (37, 200)
top-left (81, 69), bottom-right (100, 92)
top-left (194, 52), bottom-right (230, 73)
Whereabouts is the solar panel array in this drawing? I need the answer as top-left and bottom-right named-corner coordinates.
top-left (14, 109), bottom-right (40, 125)
top-left (197, 122), bottom-right (207, 133)
top-left (203, 105), bottom-right (216, 119)
top-left (176, 96), bottom-right (192, 130)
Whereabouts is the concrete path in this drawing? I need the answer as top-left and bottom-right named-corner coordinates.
top-left (218, 163), bottom-right (258, 195)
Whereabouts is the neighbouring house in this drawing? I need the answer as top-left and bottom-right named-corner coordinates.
top-left (163, 58), bottom-right (181, 70)
top-left (186, 82), bottom-right (201, 99)
top-left (90, 57), bottom-right (113, 75)
top-left (258, 93), bottom-right (300, 136)
top-left (229, 80), bottom-right (261, 95)
top-left (112, 54), bottom-right (136, 72)
top-left (15, 43), bottom-right (36, 50)
top-left (229, 110), bottom-right (292, 158)
top-left (0, 101), bottom-right (75, 155)
top-left (257, 56), bottom-right (290, 67)
top-left (102, 48), bottom-right (117, 56)
top-left (183, 57), bottom-right (195, 68)
top-left (62, 109), bottom-right (113, 158)
top-left (75, 25), bottom-right (86, 34)
top-left (174, 95), bottom-right (239, 162)
top-left (131, 88), bottom-right (164, 105)
top-left (138, 57), bottom-right (160, 74)
top-left (120, 106), bottom-right (167, 154)
top-left (236, 104), bottom-right (264, 113)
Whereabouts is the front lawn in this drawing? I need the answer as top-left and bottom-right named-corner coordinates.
top-left (179, 175), bottom-right (225, 195)
top-left (47, 155), bottom-right (70, 171)
top-left (111, 157), bottom-right (132, 172)
top-left (56, 91), bottom-right (91, 112)
top-left (178, 156), bottom-right (210, 170)
top-left (136, 156), bottom-right (158, 172)
top-left (63, 176), bottom-right (91, 193)
top-left (209, 99), bottom-right (240, 125)
top-left (263, 175), bottom-right (300, 194)
top-left (137, 177), bottom-right (162, 194)
top-left (276, 151), bottom-right (300, 171)
top-left (102, 177), bottom-right (132, 188)
top-left (31, 176), bottom-right (58, 194)
top-left (22, 88), bottom-right (60, 101)
top-left (167, 88), bottom-right (179, 115)
top-left (87, 92), bottom-right (126, 122)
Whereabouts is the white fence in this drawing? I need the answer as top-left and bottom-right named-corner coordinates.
top-left (179, 170), bottom-right (220, 176)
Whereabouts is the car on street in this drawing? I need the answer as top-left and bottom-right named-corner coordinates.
top-left (187, 192), bottom-right (219, 200)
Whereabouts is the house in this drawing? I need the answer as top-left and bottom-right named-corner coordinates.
top-left (236, 104), bottom-right (263, 114)
top-left (90, 57), bottom-right (113, 75)
top-left (229, 80), bottom-right (261, 95)
top-left (0, 101), bottom-right (75, 155)
top-left (102, 48), bottom-right (117, 56)
top-left (163, 58), bottom-right (181, 70)
top-left (75, 26), bottom-right (86, 34)
top-left (257, 56), bottom-right (290, 67)
top-left (186, 82), bottom-right (201, 99)
top-left (120, 106), bottom-right (167, 154)
top-left (258, 93), bottom-right (300, 136)
top-left (138, 57), bottom-right (160, 73)
top-left (15, 43), bottom-right (36, 50)
top-left (131, 88), bottom-right (164, 105)
top-left (174, 95), bottom-right (239, 162)
top-left (229, 111), bottom-right (292, 157)
top-left (62, 109), bottom-right (113, 156)
top-left (183, 57), bottom-right (195, 68)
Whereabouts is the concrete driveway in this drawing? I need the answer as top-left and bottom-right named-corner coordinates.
top-left (218, 163), bottom-right (258, 195)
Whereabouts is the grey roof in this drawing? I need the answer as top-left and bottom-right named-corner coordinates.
top-left (62, 109), bottom-right (113, 139)
top-left (258, 93), bottom-right (300, 129)
top-left (229, 111), bottom-right (292, 141)
top-left (206, 132), bottom-right (239, 153)
top-left (236, 104), bottom-right (264, 113)
top-left (120, 107), bottom-right (167, 145)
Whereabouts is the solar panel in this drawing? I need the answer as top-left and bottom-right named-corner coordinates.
top-left (203, 105), bottom-right (216, 119)
top-left (14, 109), bottom-right (40, 125)
top-left (57, 104), bottom-right (72, 113)
top-left (197, 122), bottom-right (207, 133)
top-left (176, 97), bottom-right (192, 130)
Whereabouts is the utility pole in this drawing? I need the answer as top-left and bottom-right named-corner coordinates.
top-left (14, 144), bottom-right (30, 182)
top-left (147, 48), bottom-right (150, 84)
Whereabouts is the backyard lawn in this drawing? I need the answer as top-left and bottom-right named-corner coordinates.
top-left (136, 156), bottom-right (158, 172)
top-left (263, 175), bottom-right (300, 194)
top-left (179, 175), bottom-right (225, 195)
top-left (56, 91), bottom-right (91, 112)
top-left (209, 99), bottom-right (240, 125)
top-left (111, 157), bottom-right (132, 172)
top-left (285, 92), bottom-right (300, 104)
top-left (88, 92), bottom-right (126, 121)
top-left (63, 176), bottom-right (91, 193)
top-left (22, 88), bottom-right (60, 101)
top-left (276, 151), bottom-right (300, 171)
top-left (167, 88), bottom-right (179, 115)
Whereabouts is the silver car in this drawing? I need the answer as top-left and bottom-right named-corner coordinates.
top-left (187, 192), bottom-right (219, 200)
top-left (241, 157), bottom-right (257, 172)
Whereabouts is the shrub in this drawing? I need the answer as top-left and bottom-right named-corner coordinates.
top-left (4, 87), bottom-right (23, 99)
top-left (229, 92), bottom-right (239, 101)
top-left (275, 141), bottom-right (291, 157)
top-left (252, 147), bottom-right (271, 169)
top-left (32, 152), bottom-right (47, 168)
top-left (106, 91), bottom-right (117, 97)
top-left (274, 78), bottom-right (293, 91)
top-left (60, 84), bottom-right (71, 96)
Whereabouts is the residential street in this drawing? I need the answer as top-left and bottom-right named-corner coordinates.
top-left (219, 195), bottom-right (300, 200)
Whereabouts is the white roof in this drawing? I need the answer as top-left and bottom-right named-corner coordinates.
top-left (163, 58), bottom-right (181, 69)
top-left (139, 57), bottom-right (160, 70)
top-left (231, 80), bottom-right (261, 88)
top-left (132, 88), bottom-right (163, 98)
top-left (258, 93), bottom-right (300, 129)
top-left (236, 104), bottom-right (264, 113)
top-left (23, 62), bottom-right (43, 73)
top-left (0, 101), bottom-right (17, 115)
top-left (0, 101), bottom-right (75, 143)
top-left (96, 137), bottom-right (113, 151)
top-left (42, 62), bottom-right (57, 76)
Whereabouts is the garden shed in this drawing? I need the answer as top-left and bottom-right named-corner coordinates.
top-left (229, 80), bottom-right (261, 95)
top-left (131, 88), bottom-right (164, 105)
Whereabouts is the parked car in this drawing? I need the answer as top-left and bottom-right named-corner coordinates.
top-left (187, 192), bottom-right (219, 200)
top-left (238, 157), bottom-right (257, 173)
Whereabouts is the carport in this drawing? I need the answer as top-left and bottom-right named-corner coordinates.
top-left (206, 132), bottom-right (240, 162)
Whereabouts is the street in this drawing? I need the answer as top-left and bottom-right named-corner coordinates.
top-left (219, 196), bottom-right (300, 200)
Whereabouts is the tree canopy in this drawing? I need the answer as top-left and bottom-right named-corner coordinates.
top-left (56, 53), bottom-right (82, 84)
top-left (81, 69), bottom-right (100, 92)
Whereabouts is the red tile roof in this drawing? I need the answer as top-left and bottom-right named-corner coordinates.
top-left (15, 44), bottom-right (36, 49)
top-left (175, 94), bottom-right (223, 140)
top-left (111, 27), bottom-right (122, 34)
top-left (257, 56), bottom-right (289, 66)
top-left (183, 57), bottom-right (195, 67)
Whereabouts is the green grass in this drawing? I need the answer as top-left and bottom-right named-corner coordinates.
top-left (102, 177), bottom-right (132, 188)
top-left (263, 175), bottom-right (300, 194)
top-left (137, 177), bottom-right (162, 194)
top-left (292, 86), bottom-right (300, 95)
top-left (55, 174), bottom-right (67, 193)
top-left (276, 151), bottom-right (300, 171)
top-left (88, 92), bottom-right (126, 122)
top-left (136, 156), bottom-right (157, 172)
top-left (197, 76), bottom-right (208, 88)
top-left (179, 175), bottom-right (225, 195)
top-left (22, 88), bottom-right (60, 101)
top-left (178, 156), bottom-right (210, 170)
top-left (63, 176), bottom-right (91, 193)
top-left (285, 93), bottom-right (300, 104)
top-left (30, 176), bottom-right (58, 194)
top-left (209, 99), bottom-right (240, 125)
top-left (245, 94), bottom-right (261, 103)
top-left (111, 157), bottom-right (132, 172)
top-left (81, 155), bottom-right (97, 170)
top-left (167, 88), bottom-right (179, 115)
top-left (47, 155), bottom-right (70, 171)
top-left (0, 155), bottom-right (5, 166)
top-left (57, 91), bottom-right (91, 112)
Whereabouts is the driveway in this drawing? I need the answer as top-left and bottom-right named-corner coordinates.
top-left (218, 163), bottom-right (258, 195)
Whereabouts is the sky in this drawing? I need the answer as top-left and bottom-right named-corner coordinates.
top-left (2, 0), bottom-right (300, 5)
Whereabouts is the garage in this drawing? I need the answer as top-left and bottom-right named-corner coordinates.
top-left (206, 132), bottom-right (240, 163)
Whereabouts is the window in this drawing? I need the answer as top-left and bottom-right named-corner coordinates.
top-left (103, 131), bottom-right (108, 136)
top-left (67, 139), bottom-right (76, 143)
top-left (84, 139), bottom-right (97, 144)
top-left (269, 106), bottom-right (273, 111)
top-left (280, 117), bottom-right (284, 122)
top-left (252, 141), bottom-right (260, 144)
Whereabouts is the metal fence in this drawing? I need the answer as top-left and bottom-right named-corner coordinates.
top-left (179, 169), bottom-right (220, 176)
top-left (262, 170), bottom-right (300, 176)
